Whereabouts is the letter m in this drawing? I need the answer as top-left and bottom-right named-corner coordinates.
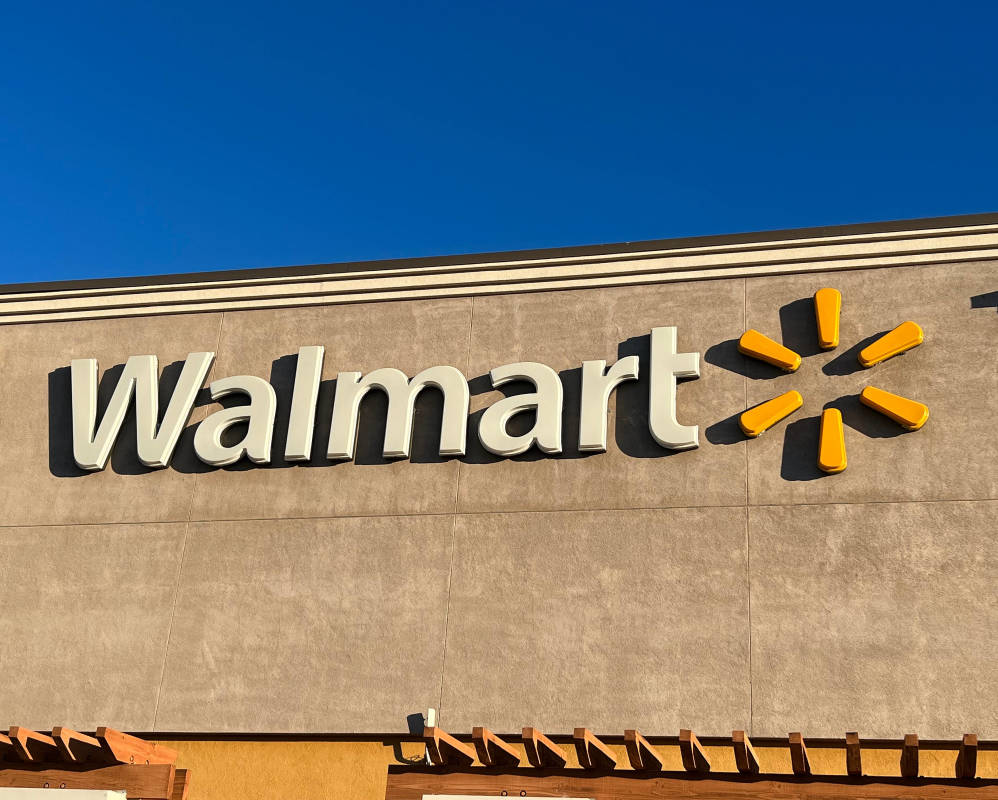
top-left (71, 353), bottom-right (215, 470)
top-left (327, 366), bottom-right (469, 460)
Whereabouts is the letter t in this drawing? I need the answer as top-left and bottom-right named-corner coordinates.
top-left (648, 326), bottom-right (700, 449)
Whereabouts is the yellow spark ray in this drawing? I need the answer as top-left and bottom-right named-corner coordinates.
top-left (818, 408), bottom-right (847, 473)
top-left (860, 386), bottom-right (929, 430)
top-left (814, 288), bottom-right (841, 349)
top-left (738, 329), bottom-right (802, 372)
top-left (858, 321), bottom-right (923, 368)
top-left (739, 390), bottom-right (803, 438)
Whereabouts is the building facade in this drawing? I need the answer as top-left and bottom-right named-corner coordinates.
top-left (0, 214), bottom-right (995, 798)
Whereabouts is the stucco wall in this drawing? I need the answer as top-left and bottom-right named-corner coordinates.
top-left (0, 258), bottom-right (994, 737)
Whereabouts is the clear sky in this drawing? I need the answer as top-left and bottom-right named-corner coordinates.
top-left (2, 1), bottom-right (997, 283)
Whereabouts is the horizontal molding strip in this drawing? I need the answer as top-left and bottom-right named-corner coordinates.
top-left (3, 222), bottom-right (998, 325)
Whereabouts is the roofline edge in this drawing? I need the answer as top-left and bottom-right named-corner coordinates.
top-left (6, 211), bottom-right (998, 296)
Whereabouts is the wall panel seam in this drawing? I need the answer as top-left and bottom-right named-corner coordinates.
top-left (150, 520), bottom-right (192, 731)
top-left (743, 277), bottom-right (754, 737)
top-left (435, 516), bottom-right (459, 726)
top-left (151, 310), bottom-right (226, 731)
top-left (4, 496), bottom-right (997, 530)
top-left (453, 296), bottom-right (475, 515)
top-left (745, 503), bottom-right (754, 737)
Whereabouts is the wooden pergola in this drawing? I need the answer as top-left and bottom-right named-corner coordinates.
top-left (0, 726), bottom-right (188, 800)
top-left (387, 726), bottom-right (997, 800)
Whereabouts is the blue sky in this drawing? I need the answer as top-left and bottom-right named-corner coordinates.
top-left (2, 1), bottom-right (997, 283)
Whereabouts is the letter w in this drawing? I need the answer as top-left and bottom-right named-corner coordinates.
top-left (71, 352), bottom-right (215, 470)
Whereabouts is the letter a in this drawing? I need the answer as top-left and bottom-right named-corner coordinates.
top-left (194, 375), bottom-right (278, 466)
top-left (478, 362), bottom-right (563, 457)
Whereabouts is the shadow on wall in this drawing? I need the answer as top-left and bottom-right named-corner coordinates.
top-left (703, 338), bottom-right (781, 380)
top-left (971, 291), bottom-right (998, 312)
top-left (778, 297), bottom-right (826, 359)
top-left (48, 332), bottom-right (696, 478)
top-left (821, 331), bottom-right (887, 377)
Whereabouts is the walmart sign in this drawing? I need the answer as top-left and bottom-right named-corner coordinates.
top-left (70, 326), bottom-right (701, 470)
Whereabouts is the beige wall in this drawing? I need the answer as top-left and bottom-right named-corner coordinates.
top-left (0, 258), bottom-right (995, 738)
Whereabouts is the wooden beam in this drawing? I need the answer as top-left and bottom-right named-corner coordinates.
top-left (422, 727), bottom-right (475, 768)
top-left (573, 728), bottom-right (617, 771)
top-left (845, 732), bottom-right (862, 777)
top-left (8, 728), bottom-right (59, 762)
top-left (732, 730), bottom-right (759, 774)
top-left (789, 732), bottom-right (811, 776)
top-left (51, 727), bottom-right (104, 763)
top-left (900, 734), bottom-right (919, 778)
top-left (471, 727), bottom-right (519, 767)
top-left (623, 729), bottom-right (663, 772)
top-left (386, 767), bottom-right (998, 800)
top-left (171, 768), bottom-right (191, 800)
top-left (0, 733), bottom-right (12, 761)
top-left (521, 727), bottom-right (568, 769)
top-left (956, 734), bottom-right (978, 780)
top-left (0, 764), bottom-right (176, 800)
top-left (95, 728), bottom-right (177, 766)
top-left (679, 729), bottom-right (710, 773)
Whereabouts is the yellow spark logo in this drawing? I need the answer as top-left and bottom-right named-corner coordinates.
top-left (736, 288), bottom-right (928, 473)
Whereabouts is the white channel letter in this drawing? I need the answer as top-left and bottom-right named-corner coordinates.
top-left (285, 346), bottom-right (325, 461)
top-left (326, 366), bottom-right (469, 460)
top-left (478, 362), bottom-right (563, 457)
top-left (578, 356), bottom-right (639, 452)
top-left (71, 352), bottom-right (215, 471)
top-left (193, 375), bottom-right (277, 466)
top-left (648, 326), bottom-right (700, 450)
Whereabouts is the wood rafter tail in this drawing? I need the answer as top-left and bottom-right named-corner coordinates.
top-left (623, 729), bottom-right (664, 772)
top-left (51, 726), bottom-right (104, 763)
top-left (845, 731), bottom-right (862, 777)
top-left (471, 727), bottom-right (520, 767)
top-left (789, 732), bottom-right (811, 776)
top-left (96, 727), bottom-right (178, 766)
top-left (956, 733), bottom-right (978, 780)
top-left (422, 727), bottom-right (476, 768)
top-left (679, 729), bottom-right (711, 773)
top-left (573, 728), bottom-right (617, 771)
top-left (901, 734), bottom-right (919, 778)
top-left (521, 727), bottom-right (568, 769)
top-left (8, 727), bottom-right (59, 762)
top-left (732, 730), bottom-right (759, 774)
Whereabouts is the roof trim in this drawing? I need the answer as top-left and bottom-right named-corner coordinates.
top-left (3, 212), bottom-right (998, 325)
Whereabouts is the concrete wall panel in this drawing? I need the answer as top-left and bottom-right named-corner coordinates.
top-left (749, 500), bottom-right (998, 738)
top-left (439, 507), bottom-right (751, 734)
top-left (0, 522), bottom-right (186, 730)
top-left (154, 515), bottom-right (455, 732)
